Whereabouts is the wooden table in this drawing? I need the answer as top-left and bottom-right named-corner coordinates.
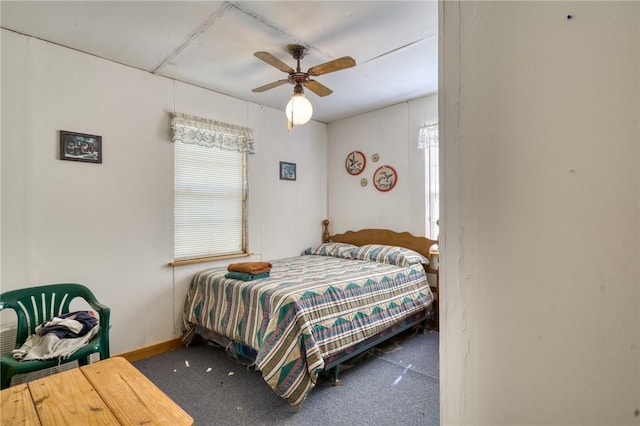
top-left (1, 356), bottom-right (193, 425)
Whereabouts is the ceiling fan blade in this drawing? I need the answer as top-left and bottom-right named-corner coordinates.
top-left (252, 79), bottom-right (289, 93)
top-left (308, 56), bottom-right (356, 76)
top-left (305, 80), bottom-right (333, 97)
top-left (254, 52), bottom-right (294, 74)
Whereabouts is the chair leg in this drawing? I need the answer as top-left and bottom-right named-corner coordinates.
top-left (78, 356), bottom-right (90, 366)
top-left (1, 366), bottom-right (13, 390)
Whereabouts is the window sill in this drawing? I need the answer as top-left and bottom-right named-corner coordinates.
top-left (169, 252), bottom-right (251, 267)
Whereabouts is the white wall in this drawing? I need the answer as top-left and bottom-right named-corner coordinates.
top-left (0, 30), bottom-right (328, 354)
top-left (327, 95), bottom-right (437, 236)
top-left (440, 1), bottom-right (640, 425)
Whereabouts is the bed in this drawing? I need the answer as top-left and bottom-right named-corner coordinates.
top-left (182, 220), bottom-right (438, 410)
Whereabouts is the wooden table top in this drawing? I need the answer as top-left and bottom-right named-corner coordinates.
top-left (1, 356), bottom-right (193, 425)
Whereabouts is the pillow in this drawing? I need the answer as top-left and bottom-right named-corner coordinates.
top-left (302, 242), bottom-right (359, 259)
top-left (352, 244), bottom-right (429, 268)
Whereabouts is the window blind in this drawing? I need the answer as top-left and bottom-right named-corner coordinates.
top-left (171, 113), bottom-right (251, 261)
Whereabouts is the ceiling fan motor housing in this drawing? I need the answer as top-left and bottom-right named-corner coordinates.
top-left (288, 73), bottom-right (309, 86)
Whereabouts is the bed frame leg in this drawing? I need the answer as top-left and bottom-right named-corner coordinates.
top-left (327, 366), bottom-right (342, 386)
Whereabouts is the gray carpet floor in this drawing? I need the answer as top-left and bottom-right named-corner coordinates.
top-left (133, 329), bottom-right (439, 426)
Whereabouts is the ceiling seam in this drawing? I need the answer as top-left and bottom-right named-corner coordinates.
top-left (360, 35), bottom-right (436, 65)
top-left (151, 3), bottom-right (233, 74)
top-left (227, 2), bottom-right (303, 47)
top-left (227, 1), bottom-right (334, 61)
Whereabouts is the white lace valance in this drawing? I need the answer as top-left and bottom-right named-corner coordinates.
top-left (171, 112), bottom-right (255, 154)
top-left (418, 123), bottom-right (438, 151)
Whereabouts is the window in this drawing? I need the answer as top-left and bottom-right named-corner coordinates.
top-left (171, 113), bottom-right (254, 262)
top-left (419, 123), bottom-right (439, 241)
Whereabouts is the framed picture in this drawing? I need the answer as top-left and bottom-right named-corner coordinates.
top-left (60, 130), bottom-right (102, 163)
top-left (280, 161), bottom-right (296, 181)
top-left (373, 165), bottom-right (397, 192)
top-left (345, 151), bottom-right (366, 175)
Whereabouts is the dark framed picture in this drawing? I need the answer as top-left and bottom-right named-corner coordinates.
top-left (60, 130), bottom-right (102, 163)
top-left (280, 161), bottom-right (296, 181)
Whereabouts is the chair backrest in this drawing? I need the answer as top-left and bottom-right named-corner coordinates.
top-left (0, 283), bottom-right (101, 347)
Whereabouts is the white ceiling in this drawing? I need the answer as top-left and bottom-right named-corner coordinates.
top-left (1, 1), bottom-right (438, 123)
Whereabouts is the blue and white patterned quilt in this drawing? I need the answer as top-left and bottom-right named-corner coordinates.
top-left (183, 254), bottom-right (433, 408)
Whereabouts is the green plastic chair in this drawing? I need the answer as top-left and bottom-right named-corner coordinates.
top-left (0, 283), bottom-right (110, 389)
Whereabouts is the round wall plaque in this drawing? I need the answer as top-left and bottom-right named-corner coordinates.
top-left (345, 151), bottom-right (366, 175)
top-left (373, 165), bottom-right (397, 192)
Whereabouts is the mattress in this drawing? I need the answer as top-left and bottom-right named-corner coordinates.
top-left (183, 253), bottom-right (433, 408)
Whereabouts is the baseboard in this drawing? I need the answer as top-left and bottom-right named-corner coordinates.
top-left (117, 338), bottom-right (184, 363)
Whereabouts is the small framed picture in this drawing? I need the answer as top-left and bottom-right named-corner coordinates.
top-left (60, 130), bottom-right (102, 163)
top-left (279, 161), bottom-right (296, 181)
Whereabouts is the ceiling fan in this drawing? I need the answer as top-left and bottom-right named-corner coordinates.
top-left (252, 44), bottom-right (356, 97)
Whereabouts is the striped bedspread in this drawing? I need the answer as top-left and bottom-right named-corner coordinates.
top-left (183, 254), bottom-right (433, 408)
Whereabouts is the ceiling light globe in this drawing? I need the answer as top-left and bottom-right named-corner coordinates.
top-left (285, 94), bottom-right (313, 125)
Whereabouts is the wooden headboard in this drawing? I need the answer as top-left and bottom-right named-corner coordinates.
top-left (322, 219), bottom-right (437, 260)
top-left (323, 219), bottom-right (440, 329)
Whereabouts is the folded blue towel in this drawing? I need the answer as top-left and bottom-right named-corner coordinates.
top-left (224, 271), bottom-right (270, 281)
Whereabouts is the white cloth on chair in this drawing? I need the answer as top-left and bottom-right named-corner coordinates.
top-left (11, 311), bottom-right (100, 361)
top-left (12, 326), bottom-right (99, 361)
